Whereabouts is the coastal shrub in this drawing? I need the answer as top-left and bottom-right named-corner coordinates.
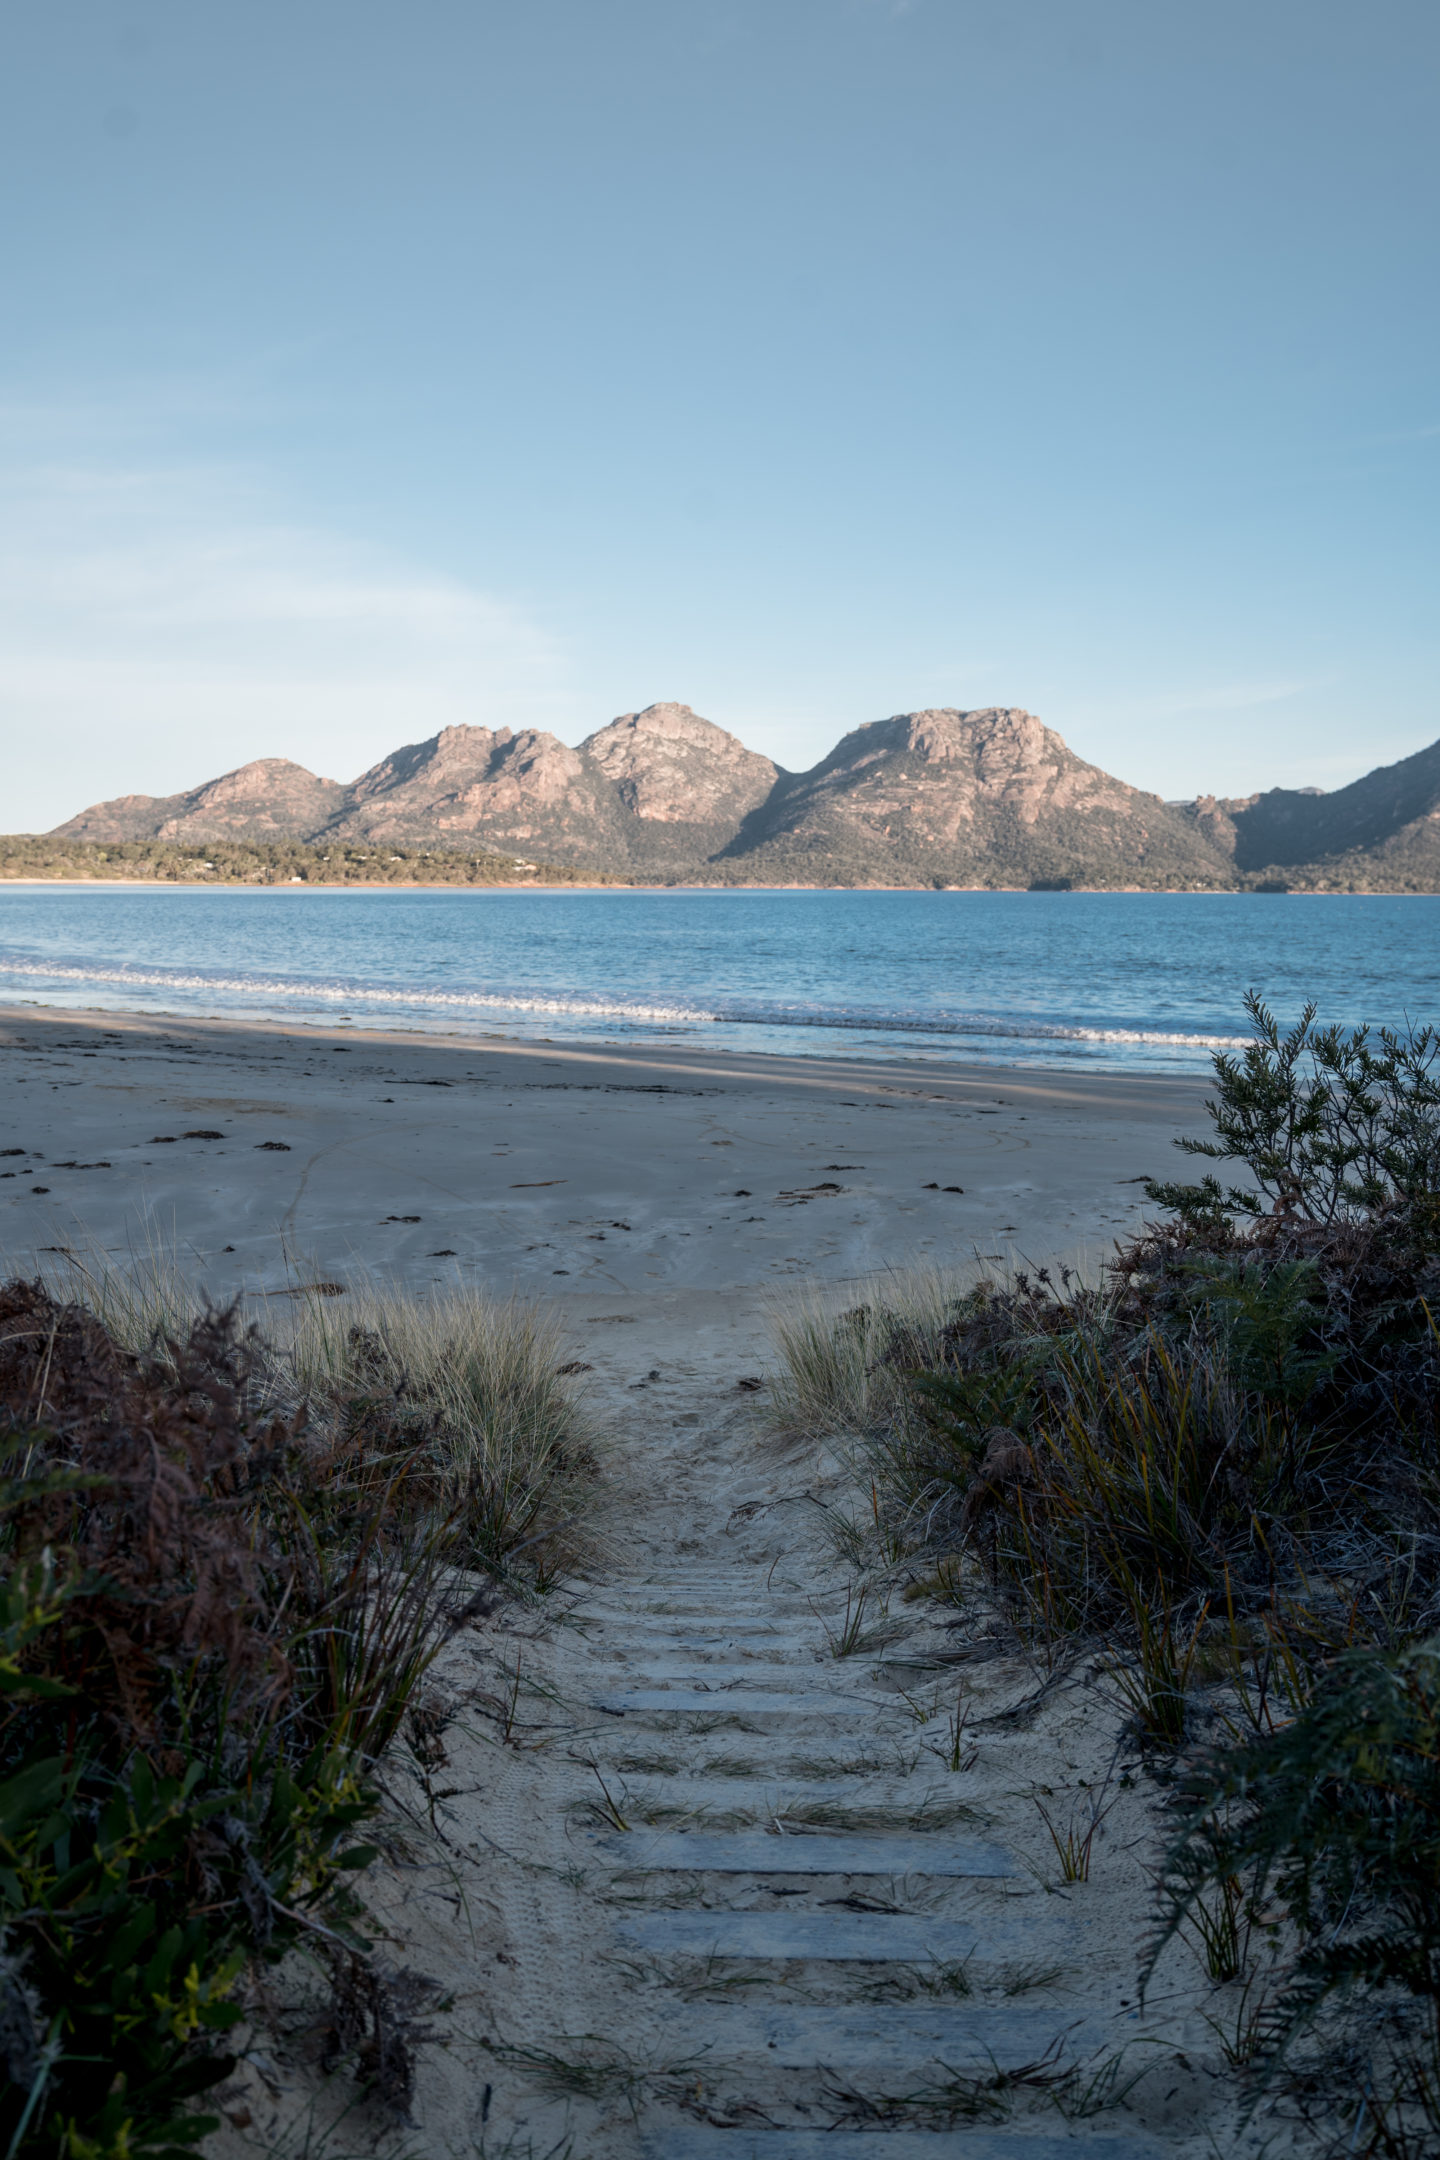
top-left (769, 991), bottom-right (1440, 2135)
top-left (777, 994), bottom-right (1440, 1632)
top-left (0, 834), bottom-right (618, 888)
top-left (1148, 990), bottom-right (1440, 1229)
top-left (1153, 1636), bottom-right (1440, 2036)
top-left (0, 1277), bottom-right (550, 2157)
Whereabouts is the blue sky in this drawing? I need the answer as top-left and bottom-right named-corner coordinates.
top-left (2, 0), bottom-right (1436, 829)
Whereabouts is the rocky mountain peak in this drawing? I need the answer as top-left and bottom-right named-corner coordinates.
top-left (583, 702), bottom-right (779, 826)
top-left (908, 707), bottom-right (1051, 767)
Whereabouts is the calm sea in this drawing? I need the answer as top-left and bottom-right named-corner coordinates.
top-left (0, 886), bottom-right (1434, 1076)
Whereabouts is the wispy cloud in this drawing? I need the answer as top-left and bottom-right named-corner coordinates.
top-left (1140, 678), bottom-right (1316, 720)
top-left (1354, 422), bottom-right (1440, 447)
top-left (0, 454), bottom-right (573, 829)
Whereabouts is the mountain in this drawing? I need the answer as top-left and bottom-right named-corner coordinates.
top-left (329, 724), bottom-right (631, 861)
top-left (56, 704), bottom-right (782, 879)
top-left (319, 702), bottom-right (781, 877)
top-left (584, 704), bottom-right (780, 872)
top-left (714, 707), bottom-right (1228, 888)
top-left (46, 703), bottom-right (1440, 890)
top-left (1170, 737), bottom-right (1440, 891)
top-left (56, 758), bottom-right (347, 844)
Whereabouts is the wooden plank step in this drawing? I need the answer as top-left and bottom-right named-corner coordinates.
top-left (615, 1912), bottom-right (988, 1960)
top-left (643, 2132), bottom-right (1157, 2158)
top-left (591, 1831), bottom-right (1015, 1875)
top-left (594, 1688), bottom-right (885, 1716)
top-left (695, 2002), bottom-right (1128, 2067)
top-left (601, 1617), bottom-right (796, 1632)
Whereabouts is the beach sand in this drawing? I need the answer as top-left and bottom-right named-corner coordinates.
top-left (0, 1002), bottom-right (1207, 1315)
top-left (1, 1006), bottom-right (1245, 2156)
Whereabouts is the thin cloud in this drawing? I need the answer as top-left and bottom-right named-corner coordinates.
top-left (0, 457), bottom-right (574, 829)
top-left (1142, 679), bottom-right (1315, 720)
top-left (1354, 422), bottom-right (1440, 447)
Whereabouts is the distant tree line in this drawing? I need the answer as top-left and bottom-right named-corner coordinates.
top-left (0, 836), bottom-right (621, 886)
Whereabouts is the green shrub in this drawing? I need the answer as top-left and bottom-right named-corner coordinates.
top-left (0, 1745), bottom-right (375, 2160)
top-left (1154, 1636), bottom-right (1440, 2040)
top-left (1147, 990), bottom-right (1440, 1229)
top-left (767, 990), bottom-right (1440, 2139)
top-left (0, 1281), bottom-right (457, 2157)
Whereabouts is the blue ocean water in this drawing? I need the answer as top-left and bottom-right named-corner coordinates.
top-left (0, 885), bottom-right (1434, 1075)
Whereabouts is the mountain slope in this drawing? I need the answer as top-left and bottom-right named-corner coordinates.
top-left (1238, 738), bottom-right (1440, 868)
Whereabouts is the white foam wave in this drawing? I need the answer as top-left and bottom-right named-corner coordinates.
top-left (0, 955), bottom-right (702, 1026)
top-left (0, 950), bottom-right (1251, 1051)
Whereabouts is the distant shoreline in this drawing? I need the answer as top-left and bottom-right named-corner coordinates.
top-left (0, 876), bottom-right (1431, 896)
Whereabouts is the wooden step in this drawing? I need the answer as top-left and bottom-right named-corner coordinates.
top-left (591, 1830), bottom-right (1015, 1875)
top-left (616, 1911), bottom-right (993, 1960)
top-left (642, 2130), bottom-right (1158, 2158)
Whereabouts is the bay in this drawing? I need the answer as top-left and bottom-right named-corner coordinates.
top-left (0, 885), bottom-right (1433, 1075)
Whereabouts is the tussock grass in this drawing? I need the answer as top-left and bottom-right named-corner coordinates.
top-left (35, 1229), bottom-right (206, 1360)
top-left (766, 1267), bottom-right (978, 1445)
top-left (31, 1244), bottom-right (596, 1590)
top-left (289, 1285), bottom-right (595, 1587)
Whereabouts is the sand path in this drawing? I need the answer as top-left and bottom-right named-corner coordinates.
top-left (374, 1306), bottom-right (1227, 2160)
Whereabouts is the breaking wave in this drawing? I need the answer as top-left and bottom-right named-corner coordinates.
top-left (0, 949), bottom-right (1251, 1051)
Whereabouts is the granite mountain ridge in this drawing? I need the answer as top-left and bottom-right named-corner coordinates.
top-left (50, 700), bottom-right (1440, 891)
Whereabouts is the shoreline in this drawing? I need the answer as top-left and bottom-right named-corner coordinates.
top-left (0, 874), bottom-right (1429, 894)
top-left (0, 997), bottom-right (1211, 1104)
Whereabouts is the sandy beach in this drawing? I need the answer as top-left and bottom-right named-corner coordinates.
top-left (0, 1002), bottom-right (1208, 1317)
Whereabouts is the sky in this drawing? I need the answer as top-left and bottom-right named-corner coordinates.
top-left (1, 0), bottom-right (1436, 830)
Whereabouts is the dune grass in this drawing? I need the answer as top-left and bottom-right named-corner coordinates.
top-left (34, 1248), bottom-right (595, 1591)
top-left (288, 1285), bottom-right (595, 1587)
top-left (766, 1265), bottom-right (985, 1447)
